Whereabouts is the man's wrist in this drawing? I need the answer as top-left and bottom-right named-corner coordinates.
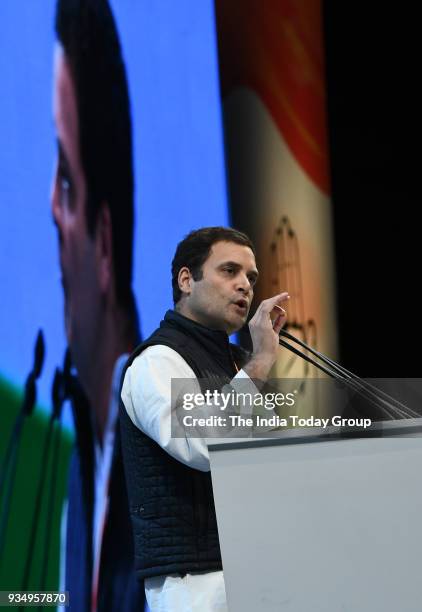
top-left (243, 355), bottom-right (273, 384)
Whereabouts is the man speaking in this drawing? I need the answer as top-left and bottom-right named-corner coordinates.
top-left (120, 227), bottom-right (289, 611)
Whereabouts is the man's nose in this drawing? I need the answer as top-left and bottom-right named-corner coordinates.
top-left (236, 273), bottom-right (251, 293)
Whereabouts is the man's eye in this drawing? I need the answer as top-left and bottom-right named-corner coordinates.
top-left (57, 170), bottom-right (73, 206)
top-left (60, 176), bottom-right (70, 193)
top-left (224, 268), bottom-right (234, 274)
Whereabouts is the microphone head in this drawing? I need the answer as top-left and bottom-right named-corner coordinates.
top-left (33, 329), bottom-right (45, 379)
top-left (52, 367), bottom-right (65, 421)
top-left (62, 347), bottom-right (73, 400)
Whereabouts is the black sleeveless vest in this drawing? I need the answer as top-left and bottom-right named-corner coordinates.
top-left (119, 310), bottom-right (249, 579)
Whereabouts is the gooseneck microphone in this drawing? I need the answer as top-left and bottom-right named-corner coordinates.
top-left (38, 350), bottom-right (72, 598)
top-left (0, 330), bottom-right (45, 560)
top-left (278, 328), bottom-right (420, 420)
top-left (21, 349), bottom-right (71, 598)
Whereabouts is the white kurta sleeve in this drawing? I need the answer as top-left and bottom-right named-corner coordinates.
top-left (121, 345), bottom-right (212, 471)
top-left (120, 345), bottom-right (262, 472)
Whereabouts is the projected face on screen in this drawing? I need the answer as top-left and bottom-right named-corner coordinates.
top-left (51, 45), bottom-right (105, 394)
top-left (0, 0), bottom-right (230, 424)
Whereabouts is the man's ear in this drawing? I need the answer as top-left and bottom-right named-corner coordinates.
top-left (96, 203), bottom-right (113, 294)
top-left (178, 267), bottom-right (192, 297)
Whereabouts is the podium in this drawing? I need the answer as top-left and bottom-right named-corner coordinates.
top-left (208, 419), bottom-right (422, 612)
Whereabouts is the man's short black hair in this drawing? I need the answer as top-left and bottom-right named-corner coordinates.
top-left (171, 226), bottom-right (256, 304)
top-left (55, 0), bottom-right (134, 310)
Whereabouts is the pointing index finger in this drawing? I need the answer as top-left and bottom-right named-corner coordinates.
top-left (261, 292), bottom-right (290, 313)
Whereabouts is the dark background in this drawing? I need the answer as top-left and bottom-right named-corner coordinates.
top-left (324, 3), bottom-right (420, 376)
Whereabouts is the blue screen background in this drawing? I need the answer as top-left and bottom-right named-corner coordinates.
top-left (0, 0), bottom-right (229, 430)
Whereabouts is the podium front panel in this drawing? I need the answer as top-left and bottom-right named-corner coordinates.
top-left (209, 424), bottom-right (422, 612)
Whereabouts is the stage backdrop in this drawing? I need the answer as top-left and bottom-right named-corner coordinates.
top-left (216, 0), bottom-right (338, 393)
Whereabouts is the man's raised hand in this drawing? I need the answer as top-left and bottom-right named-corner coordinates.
top-left (243, 292), bottom-right (290, 383)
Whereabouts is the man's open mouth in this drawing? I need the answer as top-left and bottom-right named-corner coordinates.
top-left (233, 298), bottom-right (248, 311)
